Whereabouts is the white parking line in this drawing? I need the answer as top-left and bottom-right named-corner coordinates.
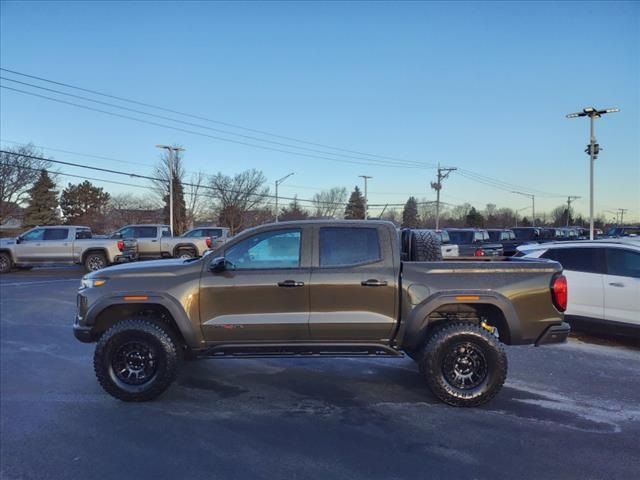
top-left (0, 279), bottom-right (80, 287)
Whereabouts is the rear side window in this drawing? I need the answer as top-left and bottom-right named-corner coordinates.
top-left (320, 227), bottom-right (380, 267)
top-left (43, 228), bottom-right (68, 241)
top-left (542, 247), bottom-right (605, 274)
top-left (75, 229), bottom-right (92, 239)
top-left (137, 227), bottom-right (158, 238)
top-left (606, 249), bottom-right (640, 278)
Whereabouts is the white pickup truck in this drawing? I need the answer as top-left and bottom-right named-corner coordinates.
top-left (0, 225), bottom-right (137, 273)
top-left (111, 224), bottom-right (212, 259)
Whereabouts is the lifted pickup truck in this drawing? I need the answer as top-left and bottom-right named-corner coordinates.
top-left (111, 224), bottom-right (212, 259)
top-left (0, 225), bottom-right (136, 273)
top-left (74, 220), bottom-right (569, 407)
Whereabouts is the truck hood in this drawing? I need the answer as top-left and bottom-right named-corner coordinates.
top-left (0, 237), bottom-right (17, 246)
top-left (87, 258), bottom-right (201, 279)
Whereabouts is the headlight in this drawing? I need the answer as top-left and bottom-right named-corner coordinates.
top-left (80, 278), bottom-right (107, 289)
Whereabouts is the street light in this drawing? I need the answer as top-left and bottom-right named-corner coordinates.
top-left (514, 206), bottom-right (531, 227)
top-left (511, 191), bottom-right (535, 226)
top-left (275, 172), bottom-right (294, 222)
top-left (156, 145), bottom-right (185, 235)
top-left (566, 106), bottom-right (620, 240)
top-left (358, 175), bottom-right (373, 219)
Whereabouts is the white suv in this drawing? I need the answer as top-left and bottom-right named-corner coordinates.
top-left (516, 239), bottom-right (640, 336)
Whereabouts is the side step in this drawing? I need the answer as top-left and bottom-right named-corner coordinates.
top-left (197, 343), bottom-right (404, 359)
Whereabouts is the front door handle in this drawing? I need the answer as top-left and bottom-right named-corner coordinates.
top-left (361, 279), bottom-right (388, 287)
top-left (151, 239), bottom-right (158, 243)
top-left (278, 280), bottom-right (305, 288)
top-left (608, 282), bottom-right (624, 287)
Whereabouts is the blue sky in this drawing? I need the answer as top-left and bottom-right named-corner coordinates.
top-left (1, 1), bottom-right (638, 221)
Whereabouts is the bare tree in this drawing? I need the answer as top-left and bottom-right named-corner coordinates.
top-left (0, 144), bottom-right (53, 223)
top-left (311, 187), bottom-right (348, 218)
top-left (209, 169), bottom-right (269, 235)
top-left (150, 147), bottom-right (188, 234)
top-left (107, 193), bottom-right (162, 231)
top-left (185, 170), bottom-right (207, 228)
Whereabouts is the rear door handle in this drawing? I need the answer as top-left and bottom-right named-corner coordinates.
top-left (608, 282), bottom-right (625, 287)
top-left (361, 279), bottom-right (388, 287)
top-left (277, 280), bottom-right (305, 288)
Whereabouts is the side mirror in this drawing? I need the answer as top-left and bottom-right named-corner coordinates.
top-left (209, 257), bottom-right (227, 273)
top-left (15, 236), bottom-right (22, 244)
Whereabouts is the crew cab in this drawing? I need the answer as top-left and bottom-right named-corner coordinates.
top-left (74, 221), bottom-right (568, 407)
top-left (182, 226), bottom-right (231, 249)
top-left (0, 225), bottom-right (137, 273)
top-left (445, 228), bottom-right (504, 257)
top-left (111, 224), bottom-right (212, 259)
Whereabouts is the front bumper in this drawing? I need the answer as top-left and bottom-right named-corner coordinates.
top-left (535, 322), bottom-right (570, 346)
top-left (73, 323), bottom-right (95, 343)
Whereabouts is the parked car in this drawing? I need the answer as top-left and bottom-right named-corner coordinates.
top-left (182, 226), bottom-right (231, 249)
top-left (607, 226), bottom-right (640, 238)
top-left (516, 239), bottom-right (640, 337)
top-left (486, 229), bottom-right (519, 256)
top-left (512, 227), bottom-right (543, 243)
top-left (445, 229), bottom-right (504, 257)
top-left (75, 220), bottom-right (568, 407)
top-left (0, 225), bottom-right (137, 273)
top-left (111, 224), bottom-right (212, 259)
top-left (401, 229), bottom-right (458, 258)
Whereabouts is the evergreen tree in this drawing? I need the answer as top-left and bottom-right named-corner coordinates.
top-left (162, 176), bottom-right (187, 235)
top-left (402, 196), bottom-right (420, 228)
top-left (23, 169), bottom-right (58, 227)
top-left (344, 186), bottom-right (365, 219)
top-left (279, 196), bottom-right (309, 221)
top-left (60, 181), bottom-right (110, 230)
top-left (465, 207), bottom-right (485, 227)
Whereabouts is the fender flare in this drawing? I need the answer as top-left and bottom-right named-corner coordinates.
top-left (85, 292), bottom-right (203, 348)
top-left (172, 243), bottom-right (198, 257)
top-left (81, 248), bottom-right (111, 265)
top-left (401, 290), bottom-right (522, 351)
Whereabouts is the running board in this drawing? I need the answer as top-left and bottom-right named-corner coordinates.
top-left (197, 343), bottom-right (404, 359)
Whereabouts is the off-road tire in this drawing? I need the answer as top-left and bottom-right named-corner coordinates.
top-left (418, 322), bottom-right (507, 407)
top-left (84, 252), bottom-right (107, 272)
top-left (93, 318), bottom-right (182, 402)
top-left (176, 248), bottom-right (196, 259)
top-left (0, 252), bottom-right (12, 274)
top-left (410, 230), bottom-right (443, 261)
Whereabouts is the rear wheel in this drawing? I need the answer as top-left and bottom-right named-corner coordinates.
top-left (93, 318), bottom-right (182, 401)
top-left (176, 248), bottom-right (195, 259)
top-left (0, 252), bottom-right (12, 274)
top-left (418, 322), bottom-right (507, 407)
top-left (84, 252), bottom-right (107, 272)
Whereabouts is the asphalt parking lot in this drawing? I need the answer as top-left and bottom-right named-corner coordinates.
top-left (1, 267), bottom-right (639, 480)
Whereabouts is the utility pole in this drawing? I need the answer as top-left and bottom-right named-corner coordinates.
top-left (514, 206), bottom-right (530, 227)
top-left (358, 175), bottom-right (373, 219)
top-left (566, 106), bottom-right (620, 240)
top-left (618, 208), bottom-right (628, 226)
top-left (512, 191), bottom-right (535, 226)
top-left (566, 196), bottom-right (581, 227)
top-left (274, 172), bottom-right (294, 222)
top-left (430, 164), bottom-right (457, 229)
top-left (156, 145), bottom-right (185, 235)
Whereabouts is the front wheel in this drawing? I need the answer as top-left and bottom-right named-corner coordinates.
top-left (93, 318), bottom-right (182, 401)
top-left (0, 252), bottom-right (12, 274)
top-left (418, 322), bottom-right (507, 407)
top-left (84, 252), bottom-right (107, 272)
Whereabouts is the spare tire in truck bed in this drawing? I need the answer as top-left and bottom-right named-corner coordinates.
top-left (408, 229), bottom-right (443, 261)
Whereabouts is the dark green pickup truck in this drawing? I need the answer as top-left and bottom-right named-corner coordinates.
top-left (74, 220), bottom-right (569, 407)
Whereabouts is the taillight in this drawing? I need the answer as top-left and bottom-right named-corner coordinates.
top-left (206, 237), bottom-right (212, 248)
top-left (551, 274), bottom-right (568, 312)
top-left (474, 248), bottom-right (485, 257)
top-left (117, 240), bottom-right (124, 251)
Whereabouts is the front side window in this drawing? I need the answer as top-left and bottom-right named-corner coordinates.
top-left (225, 229), bottom-right (301, 270)
top-left (542, 247), bottom-right (605, 274)
top-left (184, 229), bottom-right (202, 238)
top-left (43, 228), bottom-right (69, 241)
top-left (319, 227), bottom-right (380, 267)
top-left (22, 228), bottom-right (45, 241)
top-left (606, 249), bottom-right (640, 278)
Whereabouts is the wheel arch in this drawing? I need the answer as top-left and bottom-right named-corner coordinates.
top-left (172, 243), bottom-right (197, 257)
top-left (81, 248), bottom-right (110, 265)
top-left (401, 291), bottom-right (521, 351)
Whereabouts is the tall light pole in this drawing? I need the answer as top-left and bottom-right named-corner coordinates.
top-left (566, 106), bottom-right (620, 240)
top-left (512, 191), bottom-right (535, 226)
top-left (359, 175), bottom-right (373, 219)
top-left (430, 164), bottom-right (457, 230)
top-left (274, 172), bottom-right (294, 222)
top-left (514, 206), bottom-right (531, 227)
top-left (156, 145), bottom-right (185, 235)
top-left (566, 195), bottom-right (581, 227)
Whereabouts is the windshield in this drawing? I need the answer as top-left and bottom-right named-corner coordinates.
top-left (447, 231), bottom-right (474, 244)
